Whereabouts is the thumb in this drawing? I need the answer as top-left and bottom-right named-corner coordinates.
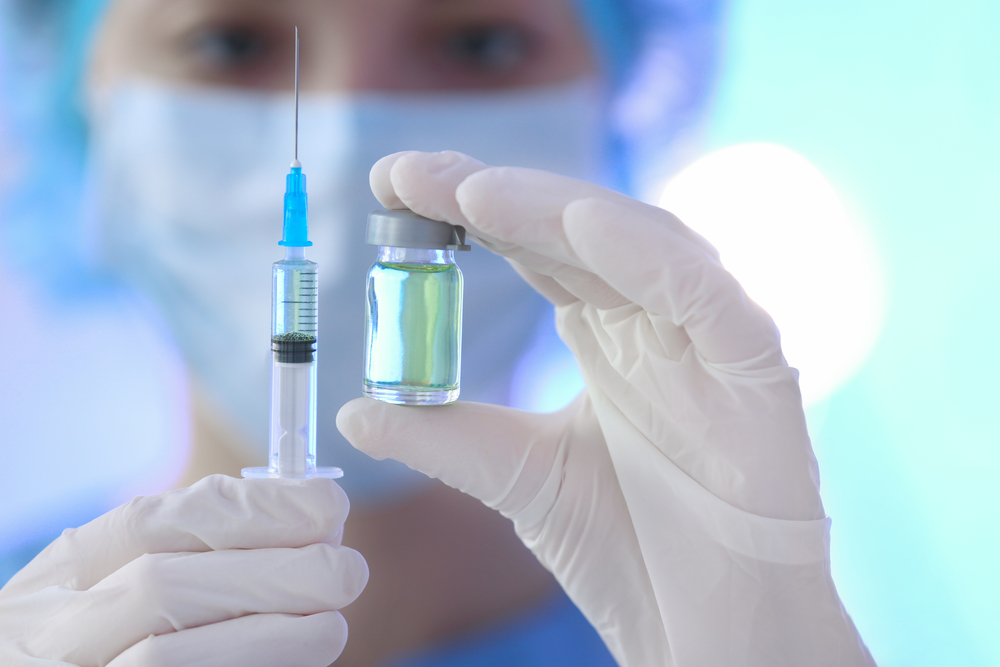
top-left (336, 398), bottom-right (566, 515)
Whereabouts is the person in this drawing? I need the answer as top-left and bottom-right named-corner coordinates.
top-left (0, 0), bottom-right (875, 665)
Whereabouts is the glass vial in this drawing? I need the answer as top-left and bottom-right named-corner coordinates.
top-left (363, 210), bottom-right (471, 405)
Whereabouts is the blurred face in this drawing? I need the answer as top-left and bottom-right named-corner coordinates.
top-left (90, 0), bottom-right (596, 93)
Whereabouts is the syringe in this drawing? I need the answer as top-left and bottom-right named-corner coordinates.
top-left (244, 28), bottom-right (341, 481)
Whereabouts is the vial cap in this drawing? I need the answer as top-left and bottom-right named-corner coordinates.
top-left (366, 209), bottom-right (472, 251)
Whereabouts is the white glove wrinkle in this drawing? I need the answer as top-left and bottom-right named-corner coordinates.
top-left (481, 439), bottom-right (536, 514)
top-left (498, 246), bottom-right (628, 310)
top-left (563, 198), bottom-right (784, 365)
top-left (473, 234), bottom-right (521, 256)
top-left (646, 312), bottom-right (693, 362)
top-left (491, 416), bottom-right (569, 522)
top-left (621, 422), bottom-right (829, 562)
top-left (106, 612), bottom-right (350, 667)
top-left (550, 265), bottom-right (628, 310)
top-left (587, 388), bottom-right (865, 667)
top-left (18, 587), bottom-right (96, 664)
top-left (538, 407), bottom-right (672, 667)
top-left (1, 477), bottom-right (365, 667)
top-left (600, 307), bottom-right (680, 388)
top-left (507, 261), bottom-right (578, 307)
top-left (37, 544), bottom-right (363, 665)
top-left (559, 304), bottom-right (668, 432)
top-left (572, 290), bottom-right (821, 520)
top-left (510, 418), bottom-right (578, 546)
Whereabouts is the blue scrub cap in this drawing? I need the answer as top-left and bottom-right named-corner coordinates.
top-left (0, 0), bottom-right (108, 283)
top-left (0, 0), bottom-right (725, 274)
top-left (573, 0), bottom-right (726, 196)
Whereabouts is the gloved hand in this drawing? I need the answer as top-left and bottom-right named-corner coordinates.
top-left (337, 150), bottom-right (875, 666)
top-left (0, 475), bottom-right (368, 667)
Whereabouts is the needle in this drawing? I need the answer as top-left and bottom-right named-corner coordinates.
top-left (294, 26), bottom-right (300, 163)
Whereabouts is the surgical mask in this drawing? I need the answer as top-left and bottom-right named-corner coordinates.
top-left (86, 79), bottom-right (604, 504)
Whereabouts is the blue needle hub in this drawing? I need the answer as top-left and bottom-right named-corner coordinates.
top-left (280, 162), bottom-right (311, 247)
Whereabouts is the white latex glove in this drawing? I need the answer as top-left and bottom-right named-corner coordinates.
top-left (337, 150), bottom-right (875, 666)
top-left (0, 475), bottom-right (368, 667)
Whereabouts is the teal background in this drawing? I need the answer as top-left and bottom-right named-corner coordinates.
top-left (707, 1), bottom-right (1000, 664)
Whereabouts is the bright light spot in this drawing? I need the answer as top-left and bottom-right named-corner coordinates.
top-left (659, 143), bottom-right (886, 406)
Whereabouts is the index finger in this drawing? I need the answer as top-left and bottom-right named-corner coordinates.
top-left (0, 475), bottom-right (348, 596)
top-left (373, 151), bottom-right (778, 365)
top-left (373, 151), bottom-right (719, 310)
top-left (373, 150), bottom-right (719, 265)
top-left (374, 151), bottom-right (632, 308)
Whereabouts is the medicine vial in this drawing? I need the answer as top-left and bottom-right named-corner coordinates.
top-left (364, 209), bottom-right (471, 405)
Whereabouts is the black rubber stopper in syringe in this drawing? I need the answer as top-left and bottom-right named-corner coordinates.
top-left (272, 332), bottom-right (316, 363)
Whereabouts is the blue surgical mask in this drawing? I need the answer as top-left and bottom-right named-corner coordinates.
top-left (86, 79), bottom-right (605, 504)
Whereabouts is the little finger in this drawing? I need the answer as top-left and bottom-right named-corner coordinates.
top-left (107, 611), bottom-right (349, 667)
top-left (31, 544), bottom-right (367, 666)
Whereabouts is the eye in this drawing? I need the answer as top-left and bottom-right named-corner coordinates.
top-left (185, 25), bottom-right (271, 72)
top-left (443, 25), bottom-right (535, 73)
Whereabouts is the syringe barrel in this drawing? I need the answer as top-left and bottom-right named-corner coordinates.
top-left (272, 254), bottom-right (317, 341)
top-left (268, 358), bottom-right (317, 475)
top-left (268, 255), bottom-right (318, 476)
top-left (244, 248), bottom-right (341, 479)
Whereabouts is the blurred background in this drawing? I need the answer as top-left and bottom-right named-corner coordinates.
top-left (2, 1), bottom-right (998, 665)
top-left (684, 1), bottom-right (1000, 664)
